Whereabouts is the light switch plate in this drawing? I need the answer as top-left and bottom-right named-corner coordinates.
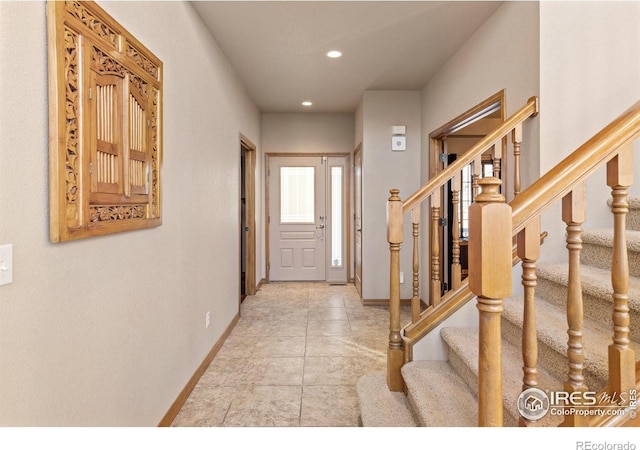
top-left (0, 244), bottom-right (13, 286)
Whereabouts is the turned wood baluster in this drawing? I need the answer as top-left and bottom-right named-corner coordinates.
top-left (607, 143), bottom-right (636, 396)
top-left (387, 189), bottom-right (404, 392)
top-left (469, 177), bottom-right (512, 427)
top-left (512, 124), bottom-right (522, 196)
top-left (517, 218), bottom-right (541, 426)
top-left (430, 190), bottom-right (442, 306)
top-left (493, 140), bottom-right (502, 180)
top-left (451, 173), bottom-right (462, 290)
top-left (562, 183), bottom-right (589, 427)
top-left (411, 205), bottom-right (421, 323)
top-left (473, 155), bottom-right (482, 197)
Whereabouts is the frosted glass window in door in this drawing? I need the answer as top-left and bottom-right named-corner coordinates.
top-left (280, 167), bottom-right (315, 223)
top-left (330, 166), bottom-right (343, 267)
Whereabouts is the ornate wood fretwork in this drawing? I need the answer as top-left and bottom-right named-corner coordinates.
top-left (90, 47), bottom-right (150, 98)
top-left (65, 0), bottom-right (118, 48)
top-left (63, 27), bottom-right (82, 229)
top-left (150, 88), bottom-right (161, 219)
top-left (126, 42), bottom-right (160, 80)
top-left (48, 1), bottom-right (163, 242)
top-left (90, 205), bottom-right (146, 222)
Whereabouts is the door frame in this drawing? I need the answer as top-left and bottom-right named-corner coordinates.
top-left (240, 134), bottom-right (257, 299)
top-left (429, 90), bottom-right (506, 180)
top-left (428, 90), bottom-right (505, 294)
top-left (265, 152), bottom-right (350, 282)
top-left (353, 144), bottom-right (362, 296)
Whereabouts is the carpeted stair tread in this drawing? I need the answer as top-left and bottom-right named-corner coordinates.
top-left (356, 197), bottom-right (640, 427)
top-left (401, 360), bottom-right (477, 426)
top-left (440, 326), bottom-right (564, 426)
top-left (356, 371), bottom-right (417, 427)
top-left (537, 262), bottom-right (640, 314)
top-left (502, 293), bottom-right (640, 388)
top-left (582, 229), bottom-right (640, 277)
top-left (583, 228), bottom-right (640, 250)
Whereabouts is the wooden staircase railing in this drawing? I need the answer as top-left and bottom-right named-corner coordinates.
top-left (386, 96), bottom-right (539, 390)
top-left (387, 98), bottom-right (640, 426)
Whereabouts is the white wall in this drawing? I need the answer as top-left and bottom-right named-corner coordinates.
top-left (355, 101), bottom-right (364, 149)
top-left (421, 1), bottom-right (540, 193)
top-left (539, 1), bottom-right (640, 262)
top-left (360, 90), bottom-right (422, 300)
top-left (260, 112), bottom-right (355, 280)
top-left (262, 113), bottom-right (354, 155)
top-left (414, 1), bottom-right (540, 360)
top-left (0, 1), bottom-right (260, 425)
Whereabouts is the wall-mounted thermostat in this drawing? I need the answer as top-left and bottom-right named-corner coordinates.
top-left (392, 135), bottom-right (406, 151)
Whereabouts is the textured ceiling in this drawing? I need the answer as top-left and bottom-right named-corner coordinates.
top-left (191, 1), bottom-right (503, 113)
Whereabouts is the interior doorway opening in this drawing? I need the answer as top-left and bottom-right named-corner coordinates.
top-left (240, 135), bottom-right (256, 303)
top-left (429, 90), bottom-right (506, 295)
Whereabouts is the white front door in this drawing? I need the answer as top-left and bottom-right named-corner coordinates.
top-left (268, 155), bottom-right (347, 282)
top-left (269, 156), bottom-right (326, 281)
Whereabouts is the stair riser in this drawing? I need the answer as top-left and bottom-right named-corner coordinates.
top-left (536, 277), bottom-right (640, 342)
top-left (404, 393), bottom-right (426, 427)
top-left (501, 316), bottom-right (608, 392)
top-left (447, 346), bottom-right (518, 427)
top-left (582, 242), bottom-right (640, 278)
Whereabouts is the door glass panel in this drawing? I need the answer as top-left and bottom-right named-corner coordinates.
top-left (330, 166), bottom-right (342, 267)
top-left (280, 166), bottom-right (315, 223)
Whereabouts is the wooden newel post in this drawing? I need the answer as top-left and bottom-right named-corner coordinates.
top-left (387, 189), bottom-right (405, 392)
top-left (469, 177), bottom-right (512, 427)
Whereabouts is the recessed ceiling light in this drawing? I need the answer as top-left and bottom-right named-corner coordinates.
top-left (302, 101), bottom-right (313, 106)
top-left (326, 50), bottom-right (342, 58)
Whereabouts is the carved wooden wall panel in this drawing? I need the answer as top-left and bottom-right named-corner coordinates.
top-left (47, 1), bottom-right (163, 242)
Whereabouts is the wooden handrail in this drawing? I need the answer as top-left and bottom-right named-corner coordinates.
top-left (403, 231), bottom-right (547, 342)
top-left (386, 94), bottom-right (640, 427)
top-left (386, 96), bottom-right (539, 392)
top-left (402, 96), bottom-right (539, 214)
top-left (402, 100), bottom-right (640, 344)
top-left (511, 99), bottom-right (640, 234)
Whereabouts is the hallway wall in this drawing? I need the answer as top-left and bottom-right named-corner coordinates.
top-left (414, 1), bottom-right (540, 360)
top-left (0, 1), bottom-right (260, 425)
top-left (539, 0), bottom-right (640, 261)
top-left (360, 90), bottom-right (422, 301)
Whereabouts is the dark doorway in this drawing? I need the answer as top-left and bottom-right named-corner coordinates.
top-left (239, 135), bottom-right (256, 305)
top-left (241, 145), bottom-right (247, 301)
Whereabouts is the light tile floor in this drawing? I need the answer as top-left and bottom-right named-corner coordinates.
top-left (171, 282), bottom-right (410, 427)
